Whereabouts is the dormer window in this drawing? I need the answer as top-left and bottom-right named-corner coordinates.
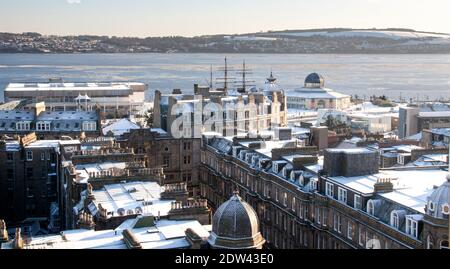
top-left (390, 211), bottom-right (399, 229)
top-left (338, 187), bottom-right (347, 204)
top-left (299, 175), bottom-right (305, 186)
top-left (36, 121), bottom-right (51, 131)
top-left (245, 153), bottom-right (253, 163)
top-left (272, 162), bottom-right (278, 173)
top-left (442, 203), bottom-right (450, 215)
top-left (367, 200), bottom-right (376, 216)
top-left (428, 201), bottom-right (436, 212)
top-left (252, 156), bottom-right (259, 167)
top-left (290, 171), bottom-right (296, 181)
top-left (405, 216), bottom-right (419, 239)
top-left (325, 182), bottom-right (334, 198)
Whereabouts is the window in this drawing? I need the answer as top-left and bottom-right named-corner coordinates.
top-left (41, 152), bottom-right (45, 161)
top-left (316, 207), bottom-right (321, 224)
top-left (426, 235), bottom-right (434, 249)
top-left (292, 197), bottom-right (296, 212)
top-left (322, 209), bottom-right (328, 227)
top-left (26, 185), bottom-right (34, 198)
top-left (442, 203), bottom-right (450, 215)
top-left (7, 152), bottom-right (13, 161)
top-left (36, 121), bottom-right (51, 131)
top-left (354, 195), bottom-right (362, 210)
top-left (283, 193), bottom-right (288, 207)
top-left (82, 121), bottom-right (97, 131)
top-left (347, 221), bottom-right (354, 240)
top-left (183, 155), bottom-right (191, 165)
top-left (26, 167), bottom-right (33, 178)
top-left (359, 226), bottom-right (366, 247)
top-left (183, 142), bottom-right (191, 150)
top-left (16, 122), bottom-right (30, 131)
top-left (163, 155), bottom-right (170, 167)
top-left (405, 216), bottom-right (419, 239)
top-left (326, 182), bottom-right (334, 197)
top-left (333, 213), bottom-right (341, 233)
top-left (390, 211), bottom-right (400, 229)
top-left (26, 150), bottom-right (33, 161)
top-left (428, 201), bottom-right (436, 213)
top-left (338, 188), bottom-right (347, 204)
top-left (272, 162), bottom-right (278, 173)
top-left (367, 200), bottom-right (376, 216)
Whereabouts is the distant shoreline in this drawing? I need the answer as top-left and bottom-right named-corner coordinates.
top-left (2, 51), bottom-right (450, 55)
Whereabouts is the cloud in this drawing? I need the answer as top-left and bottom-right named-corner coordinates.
top-left (67, 0), bottom-right (81, 4)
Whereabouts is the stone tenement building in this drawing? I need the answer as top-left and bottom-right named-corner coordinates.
top-left (0, 133), bottom-right (81, 231)
top-left (0, 192), bottom-right (265, 250)
top-left (153, 77), bottom-right (287, 138)
top-left (199, 134), bottom-right (450, 249)
top-left (121, 128), bottom-right (202, 197)
top-left (0, 101), bottom-right (102, 140)
top-left (61, 142), bottom-right (166, 230)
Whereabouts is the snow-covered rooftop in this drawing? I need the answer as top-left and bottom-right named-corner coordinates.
top-left (88, 181), bottom-right (173, 219)
top-left (37, 110), bottom-right (98, 121)
top-left (4, 82), bottom-right (140, 92)
top-left (287, 87), bottom-right (350, 99)
top-left (328, 168), bottom-right (449, 213)
top-left (1, 218), bottom-right (210, 249)
top-left (102, 118), bottom-right (140, 136)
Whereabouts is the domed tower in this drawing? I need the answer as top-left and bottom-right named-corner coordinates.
top-left (424, 163), bottom-right (450, 249)
top-left (426, 176), bottom-right (450, 219)
top-left (208, 192), bottom-right (265, 249)
top-left (304, 73), bottom-right (325, 88)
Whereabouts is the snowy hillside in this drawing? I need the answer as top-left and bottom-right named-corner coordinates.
top-left (268, 30), bottom-right (450, 40)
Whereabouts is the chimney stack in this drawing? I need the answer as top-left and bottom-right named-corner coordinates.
top-left (0, 219), bottom-right (8, 244)
top-left (13, 228), bottom-right (23, 249)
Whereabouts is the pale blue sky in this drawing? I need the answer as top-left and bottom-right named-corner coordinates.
top-left (1, 0), bottom-right (449, 37)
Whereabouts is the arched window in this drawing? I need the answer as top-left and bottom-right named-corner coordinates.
top-left (367, 200), bottom-right (375, 216)
top-left (426, 234), bottom-right (434, 249)
top-left (390, 211), bottom-right (399, 229)
top-left (428, 201), bottom-right (436, 213)
top-left (440, 240), bottom-right (449, 250)
top-left (442, 203), bottom-right (450, 216)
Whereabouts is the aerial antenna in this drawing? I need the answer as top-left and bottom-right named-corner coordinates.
top-left (235, 60), bottom-right (255, 93)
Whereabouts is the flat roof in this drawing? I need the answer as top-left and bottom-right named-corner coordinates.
top-left (5, 82), bottom-right (138, 92)
top-left (89, 181), bottom-right (173, 218)
top-left (1, 218), bottom-right (209, 249)
top-left (418, 111), bottom-right (450, 118)
top-left (239, 139), bottom-right (299, 158)
top-left (25, 139), bottom-right (81, 150)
